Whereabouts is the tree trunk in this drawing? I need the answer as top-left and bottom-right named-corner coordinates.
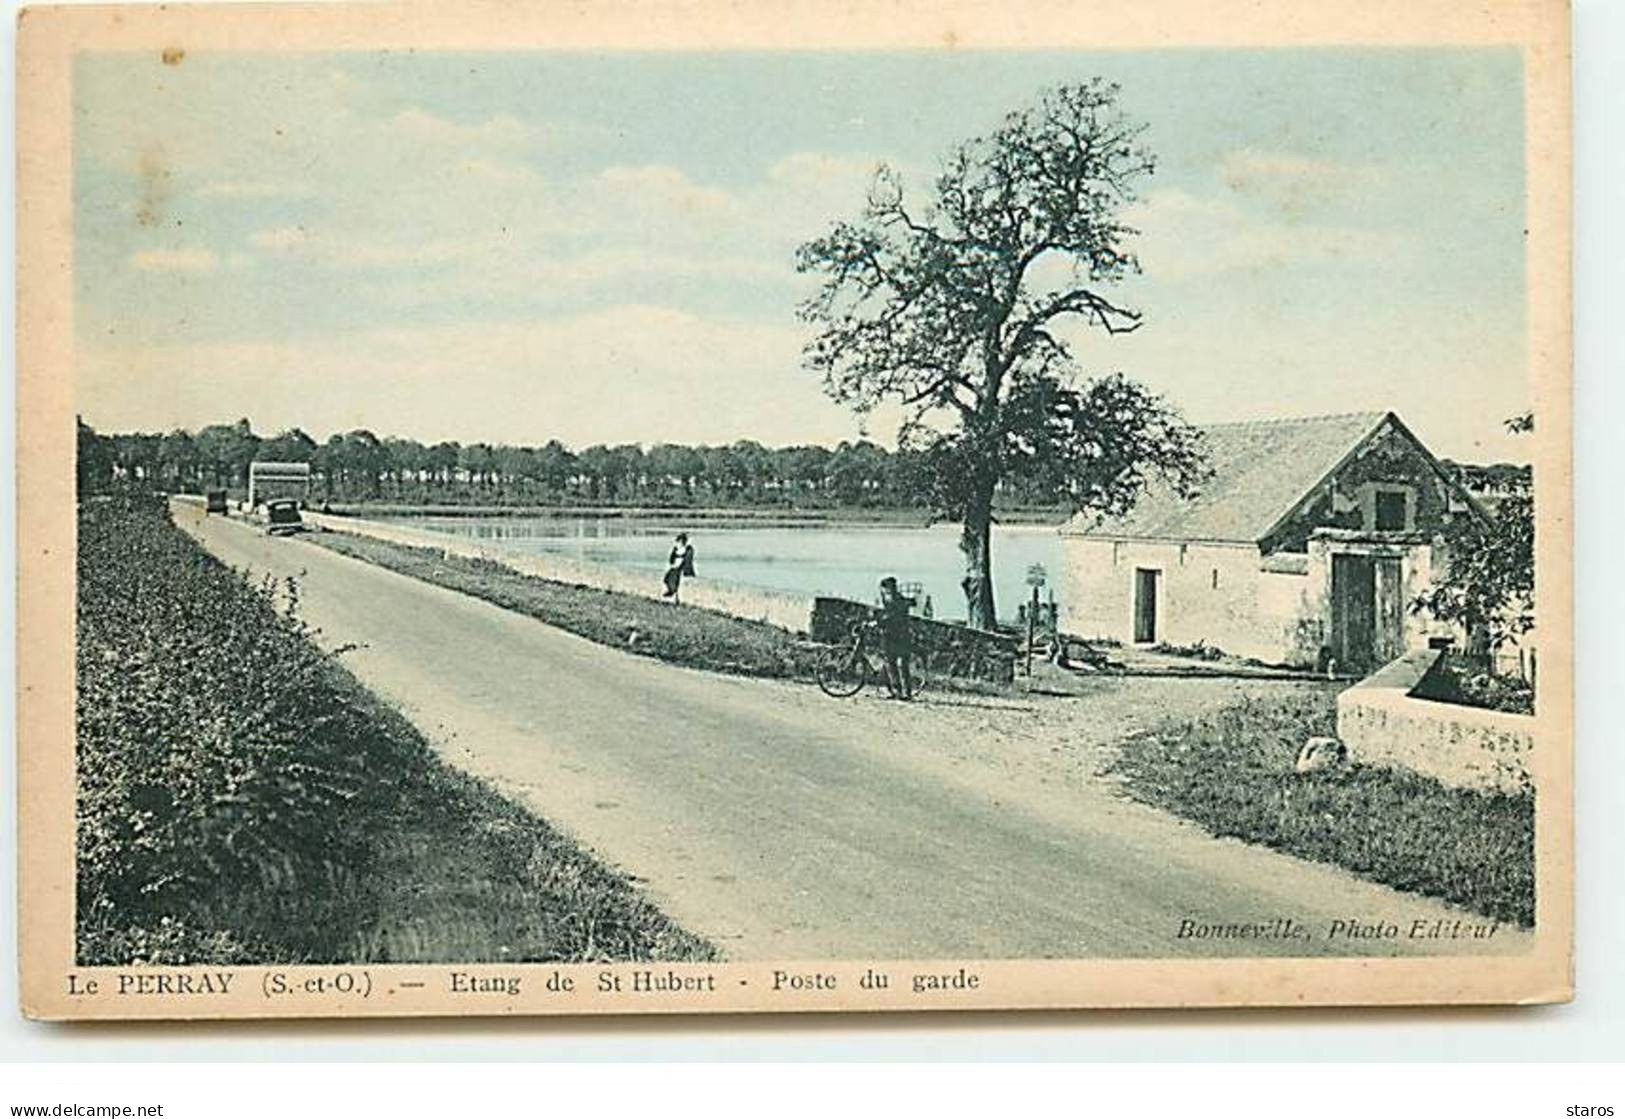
top-left (960, 475), bottom-right (998, 630)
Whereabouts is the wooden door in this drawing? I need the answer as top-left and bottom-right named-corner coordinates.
top-left (1330, 553), bottom-right (1375, 672)
top-left (1133, 568), bottom-right (1159, 644)
top-left (1373, 556), bottom-right (1405, 664)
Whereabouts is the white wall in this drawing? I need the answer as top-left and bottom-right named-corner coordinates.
top-left (1059, 536), bottom-right (1305, 663)
top-left (1256, 568), bottom-right (1318, 664)
top-left (1061, 529), bottom-right (1468, 669)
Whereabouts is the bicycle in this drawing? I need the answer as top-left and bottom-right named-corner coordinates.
top-left (815, 618), bottom-right (915, 699)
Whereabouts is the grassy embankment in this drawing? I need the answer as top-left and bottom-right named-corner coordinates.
top-left (310, 530), bottom-right (828, 681)
top-left (76, 494), bottom-right (715, 965)
top-left (1110, 688), bottom-right (1535, 926)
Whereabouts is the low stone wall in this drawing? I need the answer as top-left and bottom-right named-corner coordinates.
top-left (1335, 649), bottom-right (1534, 795)
top-left (304, 511), bottom-right (817, 634)
top-left (809, 597), bottom-right (1017, 684)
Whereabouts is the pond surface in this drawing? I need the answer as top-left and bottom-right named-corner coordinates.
top-left (384, 513), bottom-right (1067, 622)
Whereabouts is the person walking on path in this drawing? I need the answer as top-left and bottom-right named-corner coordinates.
top-left (662, 532), bottom-right (696, 602)
top-left (876, 575), bottom-right (916, 700)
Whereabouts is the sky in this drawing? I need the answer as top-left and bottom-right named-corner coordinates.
top-left (74, 47), bottom-right (1530, 462)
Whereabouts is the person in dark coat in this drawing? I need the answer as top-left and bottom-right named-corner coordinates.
top-left (662, 532), bottom-right (696, 601)
top-left (876, 575), bottom-right (915, 700)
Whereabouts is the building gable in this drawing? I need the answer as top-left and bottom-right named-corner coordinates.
top-left (1062, 411), bottom-right (1482, 548)
top-left (1257, 414), bottom-right (1482, 553)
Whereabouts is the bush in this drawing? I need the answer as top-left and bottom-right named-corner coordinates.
top-left (76, 494), bottom-right (713, 964)
top-left (1110, 688), bottom-right (1535, 926)
top-left (1412, 653), bottom-right (1535, 715)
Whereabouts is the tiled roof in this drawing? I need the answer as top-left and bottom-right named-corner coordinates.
top-left (1063, 411), bottom-right (1392, 544)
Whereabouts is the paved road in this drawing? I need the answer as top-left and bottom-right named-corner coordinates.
top-left (178, 503), bottom-right (1529, 960)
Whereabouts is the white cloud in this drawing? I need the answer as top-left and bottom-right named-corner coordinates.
top-left (79, 59), bottom-right (558, 269)
top-left (596, 164), bottom-right (742, 222)
top-left (522, 246), bottom-right (785, 292)
top-left (195, 179), bottom-right (314, 199)
top-left (1124, 188), bottom-right (1407, 282)
top-left (247, 226), bottom-right (311, 252)
top-left (388, 107), bottom-right (533, 151)
top-left (323, 238), bottom-right (479, 270)
top-left (764, 151), bottom-right (933, 228)
top-left (767, 151), bottom-right (879, 189)
top-left (248, 224), bottom-right (477, 270)
top-left (1217, 148), bottom-right (1388, 213)
top-left (76, 305), bottom-right (859, 448)
top-left (79, 55), bottom-right (890, 318)
top-left (127, 248), bottom-right (219, 273)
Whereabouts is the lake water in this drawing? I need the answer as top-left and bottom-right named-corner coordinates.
top-left (385, 514), bottom-right (1067, 622)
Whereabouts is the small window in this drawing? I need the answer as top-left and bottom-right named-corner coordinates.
top-left (1211, 568), bottom-right (1220, 590)
top-left (1374, 490), bottom-right (1408, 531)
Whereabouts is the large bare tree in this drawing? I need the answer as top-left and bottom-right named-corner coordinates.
top-left (797, 80), bottom-right (1206, 627)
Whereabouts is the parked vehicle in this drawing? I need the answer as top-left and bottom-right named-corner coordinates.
top-left (205, 489), bottom-right (228, 515)
top-left (264, 498), bottom-right (305, 537)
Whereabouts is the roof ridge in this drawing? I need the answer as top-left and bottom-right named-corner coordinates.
top-left (1071, 409), bottom-right (1405, 542)
top-left (1197, 410), bottom-right (1388, 432)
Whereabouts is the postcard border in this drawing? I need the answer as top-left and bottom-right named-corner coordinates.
top-left (15, 0), bottom-right (1574, 1020)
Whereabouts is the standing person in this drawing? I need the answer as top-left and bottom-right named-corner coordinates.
top-left (876, 575), bottom-right (916, 700)
top-left (662, 532), bottom-right (696, 601)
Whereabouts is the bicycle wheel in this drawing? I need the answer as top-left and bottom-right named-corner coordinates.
top-left (902, 663), bottom-right (927, 698)
top-left (816, 648), bottom-right (868, 697)
top-left (883, 654), bottom-right (922, 699)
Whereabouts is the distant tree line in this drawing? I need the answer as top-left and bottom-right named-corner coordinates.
top-left (75, 417), bottom-right (1079, 510)
top-left (1442, 459), bottom-right (1532, 502)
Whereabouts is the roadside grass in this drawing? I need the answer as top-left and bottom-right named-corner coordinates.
top-left (1108, 688), bottom-right (1535, 926)
top-left (308, 530), bottom-right (827, 681)
top-left (77, 493), bottom-right (715, 965)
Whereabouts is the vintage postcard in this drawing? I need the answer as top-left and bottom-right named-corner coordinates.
top-left (16, 0), bottom-right (1572, 1019)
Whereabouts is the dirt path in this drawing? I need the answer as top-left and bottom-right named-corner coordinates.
top-left (178, 502), bottom-right (1530, 960)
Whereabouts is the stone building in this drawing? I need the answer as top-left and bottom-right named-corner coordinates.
top-left (1057, 411), bottom-right (1485, 672)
